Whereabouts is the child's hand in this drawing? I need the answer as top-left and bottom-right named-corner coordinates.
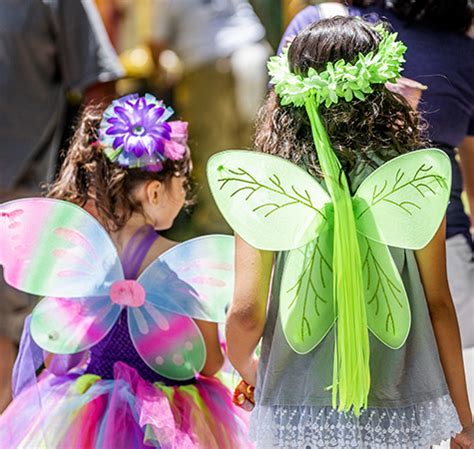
top-left (386, 76), bottom-right (427, 110)
top-left (451, 425), bottom-right (474, 448)
top-left (233, 380), bottom-right (255, 412)
top-left (239, 356), bottom-right (258, 386)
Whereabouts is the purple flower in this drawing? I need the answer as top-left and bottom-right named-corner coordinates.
top-left (99, 94), bottom-right (188, 171)
top-left (102, 94), bottom-right (172, 158)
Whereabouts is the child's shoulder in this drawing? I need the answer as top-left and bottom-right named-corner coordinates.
top-left (138, 235), bottom-right (177, 277)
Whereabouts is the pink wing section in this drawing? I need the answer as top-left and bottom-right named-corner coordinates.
top-left (0, 198), bottom-right (123, 297)
top-left (31, 296), bottom-right (122, 354)
top-left (128, 303), bottom-right (206, 380)
top-left (128, 235), bottom-right (234, 378)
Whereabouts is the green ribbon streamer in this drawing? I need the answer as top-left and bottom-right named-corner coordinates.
top-left (305, 97), bottom-right (370, 414)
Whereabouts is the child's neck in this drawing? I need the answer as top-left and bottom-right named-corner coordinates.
top-left (82, 200), bottom-right (155, 257)
top-left (110, 213), bottom-right (154, 255)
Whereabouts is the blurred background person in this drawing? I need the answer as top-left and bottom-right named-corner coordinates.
top-left (149, 0), bottom-right (271, 237)
top-left (278, 0), bottom-right (371, 52)
top-left (365, 1), bottom-right (474, 410)
top-left (0, 0), bottom-right (123, 413)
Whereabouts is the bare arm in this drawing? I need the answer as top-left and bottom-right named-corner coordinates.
top-left (195, 320), bottom-right (224, 377)
top-left (458, 135), bottom-right (474, 224)
top-left (225, 235), bottom-right (274, 385)
top-left (415, 219), bottom-right (473, 429)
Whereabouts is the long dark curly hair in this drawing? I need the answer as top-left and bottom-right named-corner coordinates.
top-left (255, 16), bottom-right (427, 184)
top-left (48, 104), bottom-right (192, 232)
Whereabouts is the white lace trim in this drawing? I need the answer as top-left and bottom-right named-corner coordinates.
top-left (250, 395), bottom-right (461, 449)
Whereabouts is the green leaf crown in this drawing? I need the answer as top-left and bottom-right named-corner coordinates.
top-left (268, 24), bottom-right (407, 108)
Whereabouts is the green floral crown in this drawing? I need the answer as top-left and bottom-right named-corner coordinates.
top-left (268, 24), bottom-right (407, 108)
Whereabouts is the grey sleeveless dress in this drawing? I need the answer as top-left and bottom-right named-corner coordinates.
top-left (251, 163), bottom-right (461, 449)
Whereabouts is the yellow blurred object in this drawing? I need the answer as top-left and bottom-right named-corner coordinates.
top-left (114, 0), bottom-right (154, 52)
top-left (74, 374), bottom-right (101, 394)
top-left (283, 0), bottom-right (308, 26)
top-left (116, 78), bottom-right (144, 96)
top-left (119, 45), bottom-right (155, 79)
top-left (462, 191), bottom-right (470, 215)
top-left (145, 49), bottom-right (184, 90)
top-left (158, 50), bottom-right (184, 83)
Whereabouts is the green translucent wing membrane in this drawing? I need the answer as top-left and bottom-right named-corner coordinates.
top-left (280, 226), bottom-right (335, 354)
top-left (207, 147), bottom-right (451, 414)
top-left (358, 235), bottom-right (410, 349)
top-left (353, 149), bottom-right (451, 249)
top-left (353, 149), bottom-right (450, 348)
top-left (207, 150), bottom-right (331, 251)
top-left (208, 149), bottom-right (335, 355)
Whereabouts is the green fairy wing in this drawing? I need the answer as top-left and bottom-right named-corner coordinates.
top-left (358, 235), bottom-right (410, 349)
top-left (280, 226), bottom-right (335, 354)
top-left (353, 149), bottom-right (451, 249)
top-left (207, 150), bottom-right (331, 251)
top-left (353, 149), bottom-right (451, 347)
top-left (208, 150), bottom-right (335, 353)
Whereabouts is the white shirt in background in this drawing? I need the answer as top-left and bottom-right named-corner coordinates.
top-left (151, 0), bottom-right (265, 70)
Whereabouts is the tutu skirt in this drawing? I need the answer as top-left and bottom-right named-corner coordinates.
top-left (0, 362), bottom-right (252, 448)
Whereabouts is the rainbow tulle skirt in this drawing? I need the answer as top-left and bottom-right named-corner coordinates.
top-left (0, 362), bottom-right (252, 448)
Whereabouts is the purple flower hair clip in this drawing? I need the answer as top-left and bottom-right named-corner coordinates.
top-left (99, 93), bottom-right (188, 172)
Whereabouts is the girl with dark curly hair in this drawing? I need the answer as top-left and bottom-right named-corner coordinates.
top-left (278, 0), bottom-right (474, 436)
top-left (0, 94), bottom-right (253, 448)
top-left (218, 17), bottom-right (474, 448)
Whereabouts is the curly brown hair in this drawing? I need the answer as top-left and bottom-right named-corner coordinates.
top-left (255, 17), bottom-right (427, 187)
top-left (48, 103), bottom-right (192, 232)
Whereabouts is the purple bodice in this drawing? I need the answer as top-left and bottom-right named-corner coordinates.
top-left (85, 226), bottom-right (193, 386)
top-left (86, 310), bottom-right (192, 385)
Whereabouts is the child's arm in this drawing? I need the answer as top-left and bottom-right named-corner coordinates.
top-left (43, 352), bottom-right (54, 369)
top-left (225, 235), bottom-right (274, 385)
top-left (458, 135), bottom-right (474, 225)
top-left (195, 320), bottom-right (225, 377)
top-left (415, 218), bottom-right (473, 431)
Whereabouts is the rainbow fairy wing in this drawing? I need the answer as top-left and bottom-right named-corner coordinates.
top-left (128, 235), bottom-right (234, 380)
top-left (31, 296), bottom-right (122, 354)
top-left (128, 303), bottom-right (206, 380)
top-left (0, 198), bottom-right (123, 297)
top-left (0, 198), bottom-right (124, 354)
top-left (138, 235), bottom-right (234, 321)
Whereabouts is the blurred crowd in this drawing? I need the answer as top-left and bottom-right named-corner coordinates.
top-left (0, 0), bottom-right (473, 426)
